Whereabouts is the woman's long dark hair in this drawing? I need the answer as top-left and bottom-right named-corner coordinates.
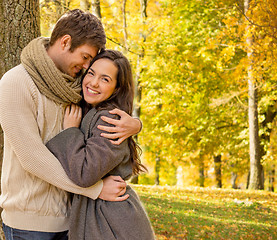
top-left (80, 50), bottom-right (147, 176)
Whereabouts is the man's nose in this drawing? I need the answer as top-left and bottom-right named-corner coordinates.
top-left (83, 60), bottom-right (91, 70)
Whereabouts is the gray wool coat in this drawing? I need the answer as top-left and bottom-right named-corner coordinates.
top-left (46, 108), bottom-right (155, 240)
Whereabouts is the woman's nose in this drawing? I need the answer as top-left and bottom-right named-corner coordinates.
top-left (90, 77), bottom-right (99, 87)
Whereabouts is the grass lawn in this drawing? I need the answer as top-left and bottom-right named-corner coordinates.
top-left (132, 184), bottom-right (277, 240)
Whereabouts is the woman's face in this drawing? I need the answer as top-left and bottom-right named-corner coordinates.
top-left (82, 58), bottom-right (118, 106)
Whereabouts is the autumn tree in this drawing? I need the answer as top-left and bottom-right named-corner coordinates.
top-left (250, 0), bottom-right (277, 190)
top-left (36, 0), bottom-right (277, 189)
top-left (214, 0), bottom-right (277, 190)
top-left (243, 0), bottom-right (264, 190)
top-left (139, 0), bottom-right (246, 187)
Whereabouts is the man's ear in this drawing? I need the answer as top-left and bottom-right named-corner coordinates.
top-left (60, 35), bottom-right (72, 50)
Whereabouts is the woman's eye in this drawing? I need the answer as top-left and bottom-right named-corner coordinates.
top-left (83, 56), bottom-right (88, 60)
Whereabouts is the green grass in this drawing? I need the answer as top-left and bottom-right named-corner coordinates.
top-left (132, 184), bottom-right (277, 240)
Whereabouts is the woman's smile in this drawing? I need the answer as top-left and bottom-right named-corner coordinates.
top-left (82, 58), bottom-right (118, 107)
top-left (87, 87), bottom-right (100, 95)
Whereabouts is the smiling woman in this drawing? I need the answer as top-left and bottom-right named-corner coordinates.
top-left (83, 58), bottom-right (118, 107)
top-left (46, 49), bottom-right (155, 239)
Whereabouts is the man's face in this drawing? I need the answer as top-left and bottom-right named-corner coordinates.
top-left (59, 44), bottom-right (99, 78)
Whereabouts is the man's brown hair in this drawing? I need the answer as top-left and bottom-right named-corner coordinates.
top-left (49, 9), bottom-right (106, 51)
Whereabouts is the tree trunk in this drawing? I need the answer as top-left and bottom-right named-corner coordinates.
top-left (80, 0), bottom-right (91, 11)
top-left (198, 160), bottom-right (205, 187)
top-left (214, 155), bottom-right (222, 188)
top-left (130, 0), bottom-right (147, 184)
top-left (244, 0), bottom-right (264, 190)
top-left (123, 0), bottom-right (137, 184)
top-left (260, 102), bottom-right (277, 158)
top-left (92, 0), bottom-right (101, 19)
top-left (155, 153), bottom-right (160, 185)
top-left (122, 0), bottom-right (137, 184)
top-left (230, 163), bottom-right (239, 189)
top-left (0, 0), bottom-right (40, 77)
top-left (268, 166), bottom-right (275, 192)
top-left (130, 56), bottom-right (142, 186)
top-left (231, 172), bottom-right (238, 189)
top-left (133, 0), bottom-right (147, 120)
top-left (122, 0), bottom-right (128, 50)
top-left (140, 0), bottom-right (147, 18)
top-left (247, 42), bottom-right (263, 190)
top-left (246, 171), bottom-right (250, 189)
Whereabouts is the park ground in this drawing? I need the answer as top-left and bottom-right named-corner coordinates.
top-left (132, 184), bottom-right (277, 240)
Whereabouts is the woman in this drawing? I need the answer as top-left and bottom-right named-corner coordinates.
top-left (46, 50), bottom-right (155, 240)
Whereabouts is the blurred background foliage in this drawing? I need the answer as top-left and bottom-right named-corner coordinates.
top-left (38, 0), bottom-right (277, 191)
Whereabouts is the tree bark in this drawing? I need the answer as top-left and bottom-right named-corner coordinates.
top-left (214, 155), bottom-right (222, 188)
top-left (92, 0), bottom-right (101, 19)
top-left (130, 0), bottom-right (147, 184)
top-left (198, 159), bottom-right (205, 187)
top-left (260, 102), bottom-right (277, 158)
top-left (133, 0), bottom-right (147, 120)
top-left (139, 0), bottom-right (147, 18)
top-left (244, 0), bottom-right (264, 190)
top-left (80, 0), bottom-right (91, 11)
top-left (231, 172), bottom-right (238, 189)
top-left (122, 0), bottom-right (128, 50)
top-left (121, 0), bottom-right (137, 184)
top-left (155, 153), bottom-right (160, 185)
top-left (0, 0), bottom-right (40, 78)
top-left (268, 166), bottom-right (275, 192)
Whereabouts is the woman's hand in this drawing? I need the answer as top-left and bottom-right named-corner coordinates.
top-left (97, 108), bottom-right (142, 145)
top-left (63, 104), bottom-right (82, 130)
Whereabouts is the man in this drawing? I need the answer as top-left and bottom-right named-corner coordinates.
top-left (0, 9), bottom-right (141, 240)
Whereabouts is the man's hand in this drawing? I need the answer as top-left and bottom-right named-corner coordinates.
top-left (98, 175), bottom-right (129, 201)
top-left (97, 108), bottom-right (142, 145)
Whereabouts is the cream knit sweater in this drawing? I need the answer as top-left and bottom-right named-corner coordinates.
top-left (0, 64), bottom-right (103, 232)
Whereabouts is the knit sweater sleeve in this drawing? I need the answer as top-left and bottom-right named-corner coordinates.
top-left (0, 66), bottom-right (103, 199)
top-left (46, 110), bottom-right (130, 188)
